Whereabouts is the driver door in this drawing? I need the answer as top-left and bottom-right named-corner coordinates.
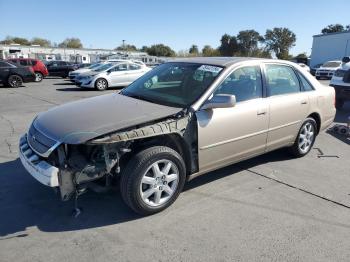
top-left (196, 65), bottom-right (269, 173)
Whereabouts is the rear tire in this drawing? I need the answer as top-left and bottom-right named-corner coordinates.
top-left (8, 75), bottom-right (23, 88)
top-left (120, 146), bottom-right (186, 215)
top-left (35, 72), bottom-right (43, 82)
top-left (95, 78), bottom-right (108, 91)
top-left (289, 118), bottom-right (317, 158)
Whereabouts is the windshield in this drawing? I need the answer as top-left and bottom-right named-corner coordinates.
top-left (93, 63), bottom-right (114, 72)
top-left (322, 62), bottom-right (341, 68)
top-left (122, 62), bottom-right (224, 108)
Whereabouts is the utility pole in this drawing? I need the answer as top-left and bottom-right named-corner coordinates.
top-left (122, 40), bottom-right (126, 56)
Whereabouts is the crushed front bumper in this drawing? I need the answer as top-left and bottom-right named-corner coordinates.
top-left (19, 134), bottom-right (59, 187)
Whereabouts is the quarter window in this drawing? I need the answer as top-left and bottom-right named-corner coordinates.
top-left (297, 71), bottom-right (314, 91)
top-left (265, 64), bottom-right (301, 96)
top-left (214, 66), bottom-right (263, 102)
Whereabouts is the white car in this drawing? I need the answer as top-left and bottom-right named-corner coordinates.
top-left (330, 56), bottom-right (350, 109)
top-left (76, 61), bottom-right (151, 90)
top-left (315, 60), bottom-right (342, 80)
top-left (68, 63), bottom-right (105, 82)
top-left (298, 63), bottom-right (310, 72)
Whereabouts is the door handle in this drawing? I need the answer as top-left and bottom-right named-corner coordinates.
top-left (301, 100), bottom-right (308, 105)
top-left (257, 109), bottom-right (267, 116)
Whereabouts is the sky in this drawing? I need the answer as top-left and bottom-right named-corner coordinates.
top-left (1, 0), bottom-right (349, 55)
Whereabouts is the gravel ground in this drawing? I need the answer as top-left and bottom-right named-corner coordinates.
top-left (0, 78), bottom-right (350, 262)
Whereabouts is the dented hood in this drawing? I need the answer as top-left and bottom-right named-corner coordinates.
top-left (33, 93), bottom-right (181, 144)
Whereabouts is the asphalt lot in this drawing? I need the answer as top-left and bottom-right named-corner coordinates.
top-left (0, 78), bottom-right (350, 262)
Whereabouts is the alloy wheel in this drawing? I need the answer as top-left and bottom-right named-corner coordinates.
top-left (35, 72), bottom-right (43, 82)
top-left (139, 159), bottom-right (179, 207)
top-left (298, 122), bottom-right (315, 154)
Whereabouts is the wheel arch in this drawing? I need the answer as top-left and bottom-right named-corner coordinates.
top-left (307, 112), bottom-right (321, 134)
top-left (123, 133), bottom-right (194, 177)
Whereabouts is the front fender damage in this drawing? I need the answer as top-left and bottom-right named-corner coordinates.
top-left (56, 113), bottom-right (195, 201)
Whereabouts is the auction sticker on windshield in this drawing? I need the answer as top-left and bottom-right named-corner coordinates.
top-left (198, 65), bottom-right (223, 73)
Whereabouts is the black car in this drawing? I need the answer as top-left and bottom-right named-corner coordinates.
top-left (0, 60), bottom-right (35, 88)
top-left (46, 61), bottom-right (79, 78)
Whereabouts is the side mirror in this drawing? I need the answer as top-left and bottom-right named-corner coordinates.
top-left (201, 94), bottom-right (236, 110)
top-left (342, 56), bottom-right (350, 63)
top-left (106, 69), bottom-right (111, 74)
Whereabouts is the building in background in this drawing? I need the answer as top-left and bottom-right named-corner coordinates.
top-left (0, 44), bottom-right (163, 65)
top-left (310, 31), bottom-right (350, 67)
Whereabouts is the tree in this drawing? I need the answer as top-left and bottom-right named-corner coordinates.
top-left (202, 45), bottom-right (219, 57)
top-left (115, 44), bottom-right (137, 51)
top-left (58, 38), bottom-right (83, 48)
top-left (0, 36), bottom-right (30, 45)
top-left (189, 45), bottom-right (199, 55)
top-left (144, 44), bottom-right (175, 57)
top-left (31, 37), bottom-right (51, 47)
top-left (264, 28), bottom-right (296, 59)
top-left (218, 34), bottom-right (239, 56)
top-left (237, 30), bottom-right (264, 56)
top-left (321, 24), bottom-right (345, 34)
top-left (250, 48), bottom-right (272, 58)
top-left (294, 53), bottom-right (308, 59)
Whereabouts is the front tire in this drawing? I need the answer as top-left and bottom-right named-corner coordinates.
top-left (120, 146), bottom-right (186, 215)
top-left (289, 118), bottom-right (317, 157)
top-left (95, 78), bottom-right (108, 91)
top-left (8, 75), bottom-right (23, 88)
top-left (35, 72), bottom-right (43, 82)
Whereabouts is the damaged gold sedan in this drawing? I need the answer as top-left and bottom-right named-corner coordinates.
top-left (19, 57), bottom-right (336, 215)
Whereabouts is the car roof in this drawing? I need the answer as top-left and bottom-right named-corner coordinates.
top-left (169, 57), bottom-right (268, 67)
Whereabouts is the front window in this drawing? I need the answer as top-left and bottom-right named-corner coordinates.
top-left (122, 62), bottom-right (223, 107)
top-left (214, 66), bottom-right (263, 102)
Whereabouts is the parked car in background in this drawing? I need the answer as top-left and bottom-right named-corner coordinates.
top-left (298, 63), bottom-right (310, 73)
top-left (76, 61), bottom-right (151, 90)
top-left (310, 63), bottom-right (322, 76)
top-left (46, 61), bottom-right (79, 78)
top-left (315, 60), bottom-right (342, 80)
top-left (0, 60), bottom-right (35, 87)
top-left (7, 58), bottom-right (48, 82)
top-left (19, 57), bottom-right (336, 215)
top-left (330, 56), bottom-right (350, 109)
top-left (68, 63), bottom-right (104, 82)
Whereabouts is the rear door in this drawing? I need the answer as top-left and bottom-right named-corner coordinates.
top-left (263, 63), bottom-right (309, 151)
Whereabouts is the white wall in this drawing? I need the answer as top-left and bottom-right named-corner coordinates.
top-left (311, 32), bottom-right (350, 67)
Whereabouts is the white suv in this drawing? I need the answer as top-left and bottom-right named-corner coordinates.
top-left (315, 60), bottom-right (342, 80)
top-left (76, 61), bottom-right (151, 90)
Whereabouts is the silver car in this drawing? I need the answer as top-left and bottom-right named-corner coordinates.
top-left (19, 57), bottom-right (336, 215)
top-left (76, 61), bottom-right (151, 90)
